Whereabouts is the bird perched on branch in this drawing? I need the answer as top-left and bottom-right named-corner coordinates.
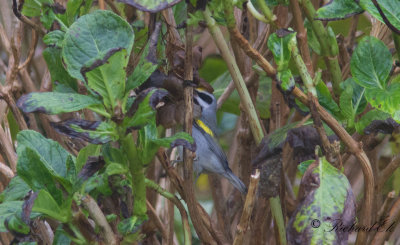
top-left (192, 88), bottom-right (247, 194)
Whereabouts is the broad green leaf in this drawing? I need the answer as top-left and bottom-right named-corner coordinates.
top-left (17, 92), bottom-right (101, 114)
top-left (316, 80), bottom-right (340, 116)
top-left (138, 123), bottom-right (194, 164)
top-left (118, 216), bottom-right (145, 235)
top-left (199, 56), bottom-right (227, 83)
top-left (103, 144), bottom-right (127, 167)
top-left (340, 78), bottom-right (366, 127)
top-left (251, 0), bottom-right (288, 8)
top-left (315, 0), bottom-right (363, 21)
top-left (82, 49), bottom-right (127, 110)
top-left (0, 201), bottom-right (24, 232)
top-left (117, 0), bottom-right (181, 13)
top-left (0, 176), bottom-right (30, 202)
top-left (43, 47), bottom-right (77, 92)
top-left (355, 110), bottom-right (391, 134)
top-left (52, 119), bottom-right (118, 144)
top-left (123, 89), bottom-right (167, 129)
top-left (297, 160), bottom-right (315, 174)
top-left (17, 130), bottom-right (75, 193)
top-left (287, 157), bottom-right (355, 244)
top-left (105, 163), bottom-right (128, 175)
top-left (43, 30), bottom-right (65, 48)
top-left (76, 144), bottom-right (101, 171)
top-left (32, 190), bottom-right (70, 222)
top-left (365, 83), bottom-right (400, 122)
top-left (40, 6), bottom-right (56, 29)
top-left (351, 36), bottom-right (392, 89)
top-left (267, 31), bottom-right (297, 90)
top-left (360, 0), bottom-right (400, 30)
top-left (62, 10), bottom-right (134, 81)
top-left (5, 214), bottom-right (30, 235)
top-left (305, 19), bottom-right (321, 55)
top-left (17, 146), bottom-right (63, 204)
top-left (21, 0), bottom-right (53, 17)
top-left (53, 225), bottom-right (72, 245)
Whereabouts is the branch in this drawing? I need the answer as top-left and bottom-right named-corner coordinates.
top-left (233, 170), bottom-right (260, 245)
top-left (371, 196), bottom-right (400, 244)
top-left (289, 0), bottom-right (314, 75)
top-left (144, 178), bottom-right (192, 245)
top-left (378, 154), bottom-right (400, 190)
top-left (18, 29), bottom-right (38, 70)
top-left (299, 0), bottom-right (342, 94)
top-left (0, 124), bottom-right (17, 171)
top-left (146, 200), bottom-right (168, 242)
top-left (80, 195), bottom-right (117, 245)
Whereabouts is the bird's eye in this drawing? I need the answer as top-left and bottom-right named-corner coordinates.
top-left (198, 92), bottom-right (213, 105)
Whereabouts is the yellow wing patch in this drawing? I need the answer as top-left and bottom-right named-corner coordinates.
top-left (196, 119), bottom-right (214, 137)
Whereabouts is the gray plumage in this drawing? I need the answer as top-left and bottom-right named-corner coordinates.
top-left (192, 90), bottom-right (247, 194)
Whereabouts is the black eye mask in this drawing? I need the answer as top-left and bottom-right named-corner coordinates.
top-left (198, 91), bottom-right (213, 105)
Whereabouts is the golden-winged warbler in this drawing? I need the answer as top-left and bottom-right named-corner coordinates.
top-left (191, 88), bottom-right (247, 194)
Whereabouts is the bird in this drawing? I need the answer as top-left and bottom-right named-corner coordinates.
top-left (191, 88), bottom-right (247, 194)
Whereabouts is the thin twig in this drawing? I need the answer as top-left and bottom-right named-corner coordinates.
top-left (289, 0), bottom-right (314, 75)
top-left (81, 195), bottom-right (117, 245)
top-left (233, 170), bottom-right (260, 245)
top-left (18, 29), bottom-right (38, 70)
top-left (371, 196), bottom-right (400, 244)
top-left (146, 200), bottom-right (168, 242)
top-left (104, 0), bottom-right (121, 15)
top-left (0, 161), bottom-right (14, 181)
top-left (378, 154), bottom-right (400, 190)
top-left (145, 178), bottom-right (192, 245)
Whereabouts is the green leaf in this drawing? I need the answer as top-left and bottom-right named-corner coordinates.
top-left (287, 157), bottom-right (355, 244)
top-left (82, 48), bottom-right (127, 110)
top-left (105, 163), bottom-right (128, 176)
top-left (351, 36), bottom-right (392, 89)
top-left (123, 89), bottom-right (167, 129)
top-left (118, 216), bottom-right (145, 235)
top-left (52, 119), bottom-right (118, 144)
top-left (315, 0), bottom-right (363, 21)
top-left (138, 123), bottom-right (194, 164)
top-left (32, 190), bottom-right (70, 222)
top-left (40, 6), bottom-right (56, 29)
top-left (53, 225), bottom-right (72, 245)
top-left (43, 47), bottom-right (78, 92)
top-left (21, 0), bottom-right (53, 17)
top-left (305, 19), bottom-right (321, 55)
top-left (76, 144), bottom-right (101, 171)
top-left (126, 43), bottom-right (158, 92)
top-left (17, 146), bottom-right (63, 204)
top-left (6, 214), bottom-right (30, 235)
top-left (43, 30), bottom-right (65, 48)
top-left (297, 160), bottom-right (315, 174)
top-left (17, 92), bottom-right (102, 114)
top-left (316, 80), bottom-right (340, 116)
top-left (117, 0), bottom-right (181, 13)
top-left (360, 0), bottom-right (400, 30)
top-left (340, 78), bottom-right (366, 127)
top-left (62, 10), bottom-right (134, 81)
top-left (355, 110), bottom-right (391, 134)
top-left (0, 201), bottom-right (24, 232)
top-left (267, 31), bottom-right (297, 91)
top-left (365, 83), bottom-right (400, 122)
top-left (17, 130), bottom-right (75, 194)
top-left (0, 176), bottom-right (30, 203)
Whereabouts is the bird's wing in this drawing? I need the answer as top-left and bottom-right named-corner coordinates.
top-left (193, 122), bottom-right (231, 171)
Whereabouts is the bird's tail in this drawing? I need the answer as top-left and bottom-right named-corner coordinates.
top-left (223, 170), bottom-right (247, 194)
